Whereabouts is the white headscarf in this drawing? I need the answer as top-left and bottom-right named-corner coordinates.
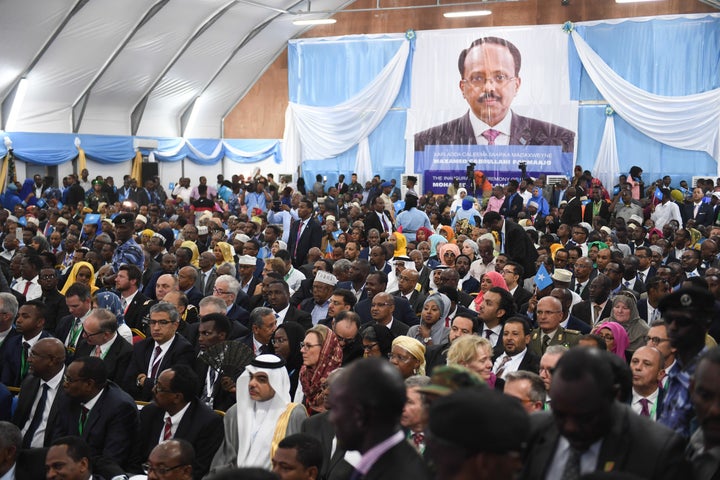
top-left (235, 354), bottom-right (291, 468)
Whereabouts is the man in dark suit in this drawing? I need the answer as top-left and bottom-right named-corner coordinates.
top-left (499, 180), bottom-right (525, 220)
top-left (522, 348), bottom-right (687, 480)
top-left (288, 197), bottom-right (322, 268)
top-left (194, 313), bottom-right (236, 411)
top-left (571, 274), bottom-right (614, 326)
top-left (53, 356), bottom-right (138, 478)
top-left (492, 316), bottom-right (540, 381)
top-left (359, 292), bottom-right (410, 337)
top-left (12, 338), bottom-right (68, 448)
top-left (213, 274), bottom-right (251, 328)
top-left (37, 267), bottom-right (70, 335)
top-left (391, 269), bottom-right (427, 315)
top-left (55, 283), bottom-right (93, 360)
top-left (266, 279), bottom-right (313, 331)
top-left (583, 185), bottom-right (611, 224)
top-left (551, 287), bottom-right (591, 335)
top-left (570, 256), bottom-right (595, 301)
top-left (178, 266), bottom-right (204, 308)
top-left (0, 292), bottom-right (20, 358)
top-left (300, 370), bottom-right (354, 480)
top-left (502, 261), bottom-right (533, 310)
top-left (122, 302), bottom-right (196, 401)
top-left (115, 264), bottom-right (152, 330)
top-left (364, 197), bottom-right (395, 242)
top-left (414, 37), bottom-right (573, 156)
top-left (72, 308), bottom-right (132, 382)
top-left (682, 187), bottom-right (714, 227)
top-left (328, 358), bottom-right (431, 480)
top-left (335, 174), bottom-right (349, 196)
top-left (128, 365), bottom-right (223, 479)
top-left (195, 251), bottom-right (218, 297)
top-left (483, 211), bottom-right (538, 278)
top-left (425, 314), bottom-right (477, 375)
top-left (560, 187), bottom-right (583, 227)
top-left (0, 299), bottom-right (51, 387)
top-left (355, 273), bottom-right (418, 329)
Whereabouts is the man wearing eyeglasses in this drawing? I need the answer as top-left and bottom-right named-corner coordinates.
top-left (53, 356), bottom-right (137, 478)
top-left (73, 309), bottom-right (132, 383)
top-left (122, 302), bottom-right (195, 401)
top-left (143, 439), bottom-right (195, 480)
top-left (414, 36), bottom-right (574, 153)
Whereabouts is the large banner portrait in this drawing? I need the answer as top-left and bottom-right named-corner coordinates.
top-left (409, 25), bottom-right (578, 194)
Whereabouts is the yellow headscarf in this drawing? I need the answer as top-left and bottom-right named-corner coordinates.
top-left (61, 261), bottom-right (99, 295)
top-left (180, 240), bottom-right (200, 267)
top-left (392, 336), bottom-right (426, 376)
top-left (216, 241), bottom-right (234, 266)
top-left (393, 232), bottom-right (407, 257)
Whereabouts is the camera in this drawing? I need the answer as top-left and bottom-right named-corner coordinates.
top-left (518, 161), bottom-right (528, 178)
top-left (271, 200), bottom-right (281, 212)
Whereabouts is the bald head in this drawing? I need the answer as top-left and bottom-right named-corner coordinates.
top-left (30, 338), bottom-right (66, 381)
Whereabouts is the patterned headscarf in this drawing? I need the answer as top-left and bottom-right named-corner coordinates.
top-left (299, 329), bottom-right (343, 415)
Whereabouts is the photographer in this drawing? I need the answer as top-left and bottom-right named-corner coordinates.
top-left (240, 179), bottom-right (272, 214)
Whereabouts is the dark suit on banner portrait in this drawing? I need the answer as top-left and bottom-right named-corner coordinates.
top-left (414, 111), bottom-right (575, 153)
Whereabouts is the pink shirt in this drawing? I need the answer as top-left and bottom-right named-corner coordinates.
top-left (485, 196), bottom-right (505, 213)
top-left (355, 430), bottom-right (404, 475)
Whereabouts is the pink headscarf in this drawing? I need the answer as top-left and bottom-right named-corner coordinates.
top-left (592, 321), bottom-right (630, 361)
top-left (438, 243), bottom-right (461, 267)
top-left (473, 271), bottom-right (508, 311)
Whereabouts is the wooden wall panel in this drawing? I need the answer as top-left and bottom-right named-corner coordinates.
top-left (224, 0), bottom-right (716, 138)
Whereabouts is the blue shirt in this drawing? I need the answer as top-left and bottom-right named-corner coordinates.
top-left (112, 238), bottom-right (145, 273)
top-left (658, 347), bottom-right (707, 438)
top-left (245, 191), bottom-right (268, 213)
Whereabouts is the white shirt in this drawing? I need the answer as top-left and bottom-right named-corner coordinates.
top-left (95, 333), bottom-right (118, 358)
top-left (0, 464), bottom-right (15, 480)
top-left (492, 348), bottom-right (527, 380)
top-left (82, 388), bottom-right (104, 415)
top-left (631, 388), bottom-right (660, 420)
top-left (21, 367), bottom-right (64, 448)
top-left (147, 337), bottom-right (175, 377)
top-left (159, 402), bottom-right (191, 443)
top-left (285, 268), bottom-right (306, 292)
top-left (481, 324), bottom-right (503, 347)
top-left (469, 109), bottom-right (513, 146)
top-left (545, 436), bottom-right (603, 479)
top-left (651, 201), bottom-right (683, 230)
top-left (274, 304), bottom-right (290, 326)
top-left (12, 275), bottom-right (42, 301)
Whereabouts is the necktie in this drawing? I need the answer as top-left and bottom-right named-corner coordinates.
top-left (23, 383), bottom-right (49, 448)
top-left (638, 272), bottom-right (645, 283)
top-left (482, 129), bottom-right (501, 145)
top-left (22, 281), bottom-right (31, 297)
top-left (484, 329), bottom-right (493, 339)
top-left (121, 296), bottom-right (128, 313)
top-left (542, 334), bottom-right (550, 354)
top-left (209, 368), bottom-right (217, 389)
top-left (445, 316), bottom-right (451, 328)
top-left (79, 406), bottom-right (89, 434)
top-left (575, 282), bottom-right (582, 294)
top-left (412, 432), bottom-right (425, 449)
top-left (21, 342), bottom-right (30, 379)
top-left (294, 221), bottom-right (304, 255)
top-left (93, 345), bottom-right (102, 357)
top-left (495, 355), bottom-right (513, 379)
top-left (150, 345), bottom-right (163, 379)
top-left (561, 447), bottom-right (582, 480)
top-left (639, 398), bottom-right (650, 417)
top-left (381, 214), bottom-right (390, 233)
top-left (163, 416), bottom-right (173, 440)
top-left (593, 304), bottom-right (602, 324)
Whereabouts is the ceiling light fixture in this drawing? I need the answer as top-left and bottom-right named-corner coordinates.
top-left (292, 18), bottom-right (337, 25)
top-left (443, 10), bottom-right (492, 17)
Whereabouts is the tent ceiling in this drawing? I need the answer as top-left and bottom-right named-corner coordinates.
top-left (0, 0), bottom-right (353, 138)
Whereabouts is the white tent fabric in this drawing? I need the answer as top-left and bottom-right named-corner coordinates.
top-left (571, 30), bottom-right (720, 161)
top-left (0, 0), bottom-right (352, 138)
top-left (592, 110), bottom-right (620, 195)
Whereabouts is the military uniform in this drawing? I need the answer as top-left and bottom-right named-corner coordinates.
top-left (528, 326), bottom-right (581, 357)
top-left (111, 213), bottom-right (145, 272)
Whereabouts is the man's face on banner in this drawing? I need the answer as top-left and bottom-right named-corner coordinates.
top-left (459, 43), bottom-right (521, 127)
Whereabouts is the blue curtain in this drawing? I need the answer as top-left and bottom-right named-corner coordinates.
top-left (569, 15), bottom-right (720, 181)
top-left (288, 35), bottom-right (412, 186)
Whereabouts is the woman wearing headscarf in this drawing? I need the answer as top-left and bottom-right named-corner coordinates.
top-left (389, 337), bottom-right (426, 379)
top-left (361, 324), bottom-right (394, 359)
top-left (180, 240), bottom-right (200, 267)
top-left (213, 241), bottom-right (234, 268)
top-left (427, 234), bottom-right (447, 269)
top-left (270, 322), bottom-right (306, 400)
top-left (450, 188), bottom-right (467, 215)
top-left (599, 293), bottom-right (649, 353)
top-left (415, 226), bottom-right (434, 245)
top-left (61, 261), bottom-right (99, 295)
top-left (438, 242), bottom-right (460, 268)
top-left (592, 321), bottom-right (631, 361)
top-left (299, 324), bottom-right (343, 415)
top-left (438, 225), bottom-right (456, 244)
top-left (472, 271), bottom-right (508, 313)
top-left (407, 293), bottom-right (451, 347)
top-left (529, 186), bottom-right (550, 217)
top-left (92, 291), bottom-right (133, 344)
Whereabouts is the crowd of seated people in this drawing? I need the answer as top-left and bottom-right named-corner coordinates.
top-left (0, 165), bottom-right (718, 479)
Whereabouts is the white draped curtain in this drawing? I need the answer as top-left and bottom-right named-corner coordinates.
top-left (282, 40), bottom-right (410, 184)
top-left (571, 30), bottom-right (720, 179)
